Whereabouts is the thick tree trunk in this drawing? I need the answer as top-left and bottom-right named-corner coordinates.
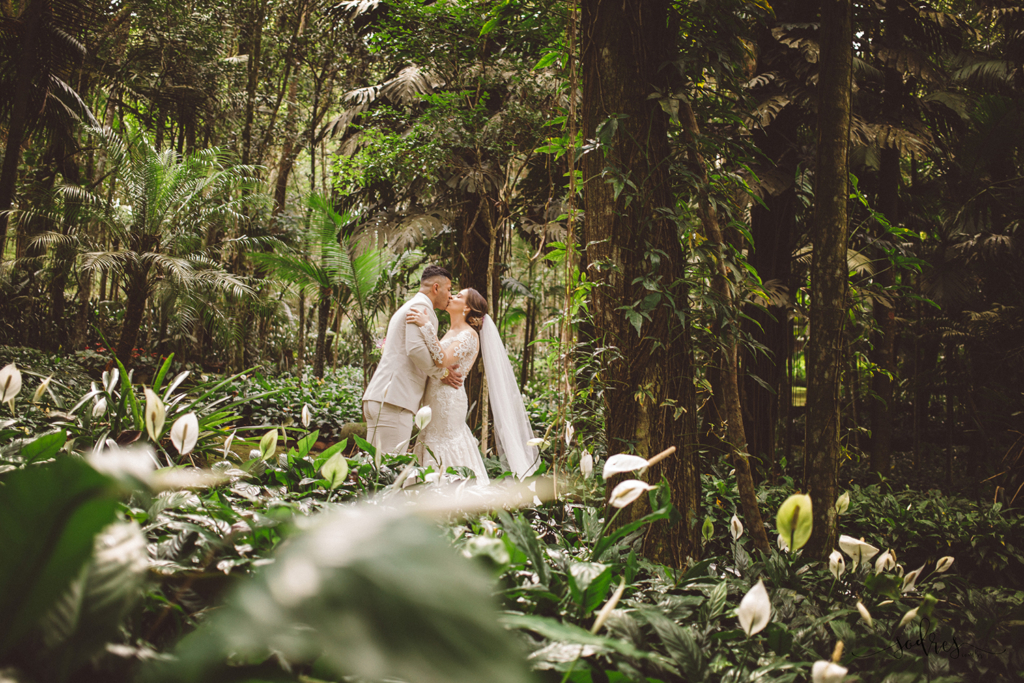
top-left (869, 31), bottom-right (902, 475)
top-left (115, 266), bottom-right (151, 366)
top-left (581, 0), bottom-right (699, 567)
top-left (805, 0), bottom-right (853, 558)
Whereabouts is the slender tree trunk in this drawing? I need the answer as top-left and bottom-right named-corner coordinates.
top-left (0, 2), bottom-right (43, 260)
top-left (679, 101), bottom-right (770, 553)
top-left (805, 0), bottom-right (853, 558)
top-left (313, 287), bottom-right (330, 378)
top-left (240, 0), bottom-right (268, 167)
top-left (581, 0), bottom-right (699, 567)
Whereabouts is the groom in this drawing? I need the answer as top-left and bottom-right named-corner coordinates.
top-left (362, 265), bottom-right (462, 453)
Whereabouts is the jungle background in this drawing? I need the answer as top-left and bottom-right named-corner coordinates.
top-left (2, 0), bottom-right (1024, 682)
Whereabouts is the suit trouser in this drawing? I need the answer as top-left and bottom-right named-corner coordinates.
top-left (362, 400), bottom-right (414, 454)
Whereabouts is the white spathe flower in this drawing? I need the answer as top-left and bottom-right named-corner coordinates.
top-left (828, 549), bottom-right (845, 579)
top-left (102, 369), bottom-right (118, 394)
top-left (580, 450), bottom-right (594, 479)
top-left (737, 579), bottom-right (771, 637)
top-left (935, 556), bottom-right (954, 573)
top-left (1, 363), bottom-right (23, 403)
top-left (777, 533), bottom-right (789, 552)
top-left (565, 422), bottom-right (575, 446)
top-left (591, 578), bottom-right (626, 634)
top-left (170, 412), bottom-right (200, 455)
top-left (857, 600), bottom-right (873, 627)
top-left (835, 491), bottom-right (850, 515)
top-left (301, 404), bottom-right (312, 428)
top-left (839, 535), bottom-right (879, 568)
top-left (143, 387), bottom-right (166, 442)
top-left (902, 564), bottom-right (925, 593)
top-left (92, 397), bottom-right (108, 418)
top-left (608, 480), bottom-right (655, 508)
top-left (31, 375), bottom-right (52, 403)
top-left (224, 431), bottom-right (236, 456)
top-left (730, 514), bottom-right (744, 541)
top-left (875, 549), bottom-right (897, 573)
top-left (811, 660), bottom-right (848, 683)
top-left (414, 405), bottom-right (432, 430)
top-left (526, 437), bottom-right (548, 448)
top-left (898, 606), bottom-right (919, 629)
top-left (602, 454), bottom-right (649, 479)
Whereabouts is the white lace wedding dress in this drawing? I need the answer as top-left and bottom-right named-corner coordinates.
top-left (413, 327), bottom-right (489, 483)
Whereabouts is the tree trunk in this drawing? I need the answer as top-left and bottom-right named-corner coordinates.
top-left (0, 1), bottom-right (43, 259)
top-left (580, 0), bottom-right (699, 567)
top-left (240, 0), bottom-right (268, 167)
top-left (679, 101), bottom-right (771, 553)
top-left (313, 287), bottom-right (330, 378)
top-left (115, 266), bottom-right (151, 366)
top-left (805, 0), bottom-right (853, 559)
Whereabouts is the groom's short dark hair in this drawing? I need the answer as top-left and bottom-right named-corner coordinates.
top-left (421, 265), bottom-right (451, 283)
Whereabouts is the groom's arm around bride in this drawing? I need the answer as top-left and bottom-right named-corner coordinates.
top-left (361, 265), bottom-right (461, 454)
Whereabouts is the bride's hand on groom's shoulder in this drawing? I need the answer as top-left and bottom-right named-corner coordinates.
top-left (406, 307), bottom-right (429, 327)
top-left (442, 366), bottom-right (463, 389)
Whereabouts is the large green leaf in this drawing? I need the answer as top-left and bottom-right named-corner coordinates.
top-left (33, 522), bottom-right (149, 682)
top-left (145, 507), bottom-right (535, 683)
top-left (0, 458), bottom-right (121, 659)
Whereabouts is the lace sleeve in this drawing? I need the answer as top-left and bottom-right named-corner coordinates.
top-left (450, 330), bottom-right (479, 370)
top-left (415, 320), bottom-right (446, 367)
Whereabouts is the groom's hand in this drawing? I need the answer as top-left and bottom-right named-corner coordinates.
top-left (442, 366), bottom-right (463, 389)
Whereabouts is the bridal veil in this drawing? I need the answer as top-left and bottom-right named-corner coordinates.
top-left (479, 315), bottom-right (540, 478)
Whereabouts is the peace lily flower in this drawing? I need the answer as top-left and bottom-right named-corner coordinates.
top-left (898, 606), bottom-right (919, 629)
top-left (828, 550), bottom-right (845, 579)
top-left (730, 514), bottom-right (744, 541)
top-left (609, 480), bottom-right (655, 508)
top-left (526, 437), bottom-right (548, 448)
top-left (811, 660), bottom-right (848, 683)
top-left (565, 422), bottom-right (575, 446)
top-left (737, 579), bottom-right (771, 637)
top-left (777, 533), bottom-right (789, 552)
top-left (301, 404), bottom-right (312, 428)
top-left (935, 556), bottom-right (955, 573)
top-left (31, 375), bottom-right (52, 403)
top-left (1, 363), bottom-right (22, 404)
top-left (856, 600), bottom-right (873, 627)
top-left (414, 405), bottom-right (432, 430)
top-left (702, 517), bottom-right (714, 541)
top-left (143, 387), bottom-right (166, 442)
top-left (580, 450), bottom-right (594, 479)
top-left (92, 397), bottom-right (108, 418)
top-left (170, 412), bottom-right (200, 456)
top-left (224, 431), bottom-right (236, 457)
top-left (874, 549), bottom-right (897, 573)
top-left (602, 454), bottom-right (649, 479)
top-left (838, 535), bottom-right (879, 568)
top-left (776, 493), bottom-right (813, 551)
top-left (902, 564), bottom-right (925, 593)
top-left (834, 491), bottom-right (850, 515)
top-left (591, 577), bottom-right (626, 634)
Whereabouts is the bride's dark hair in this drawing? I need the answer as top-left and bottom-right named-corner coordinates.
top-left (464, 288), bottom-right (488, 330)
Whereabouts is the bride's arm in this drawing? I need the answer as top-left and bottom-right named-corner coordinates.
top-left (407, 308), bottom-right (464, 389)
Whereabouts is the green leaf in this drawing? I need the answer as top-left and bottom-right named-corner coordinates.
top-left (592, 505), bottom-right (673, 562)
top-left (480, 16), bottom-right (499, 35)
top-left (152, 353), bottom-right (175, 393)
top-left (21, 430), bottom-right (68, 463)
top-left (147, 513), bottom-right (535, 683)
top-left (707, 581), bottom-right (728, 620)
top-left (0, 459), bottom-right (121, 658)
top-left (533, 51), bottom-right (561, 70)
top-left (568, 562), bottom-right (613, 613)
top-left (320, 452), bottom-right (350, 490)
top-left (643, 610), bottom-right (703, 679)
top-left (313, 439), bottom-right (349, 470)
top-left (499, 512), bottom-right (551, 586)
top-left (296, 430), bottom-right (320, 458)
top-left (501, 613), bottom-right (653, 660)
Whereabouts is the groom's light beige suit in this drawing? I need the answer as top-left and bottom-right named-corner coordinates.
top-left (362, 292), bottom-right (445, 453)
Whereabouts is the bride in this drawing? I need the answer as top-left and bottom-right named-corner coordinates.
top-left (406, 288), bottom-right (539, 482)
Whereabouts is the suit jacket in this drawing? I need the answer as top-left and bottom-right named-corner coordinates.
top-left (362, 292), bottom-right (445, 413)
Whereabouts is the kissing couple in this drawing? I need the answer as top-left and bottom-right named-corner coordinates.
top-left (361, 265), bottom-right (540, 483)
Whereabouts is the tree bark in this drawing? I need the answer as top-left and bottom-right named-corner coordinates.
top-left (580, 0), bottom-right (699, 567)
top-left (0, 1), bottom-right (43, 259)
top-left (115, 265), bottom-right (151, 366)
top-left (805, 0), bottom-right (853, 558)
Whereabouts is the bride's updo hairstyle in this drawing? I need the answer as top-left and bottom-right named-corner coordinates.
top-left (464, 288), bottom-right (488, 331)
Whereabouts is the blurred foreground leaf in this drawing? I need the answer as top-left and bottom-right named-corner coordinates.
top-left (145, 501), bottom-right (537, 683)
